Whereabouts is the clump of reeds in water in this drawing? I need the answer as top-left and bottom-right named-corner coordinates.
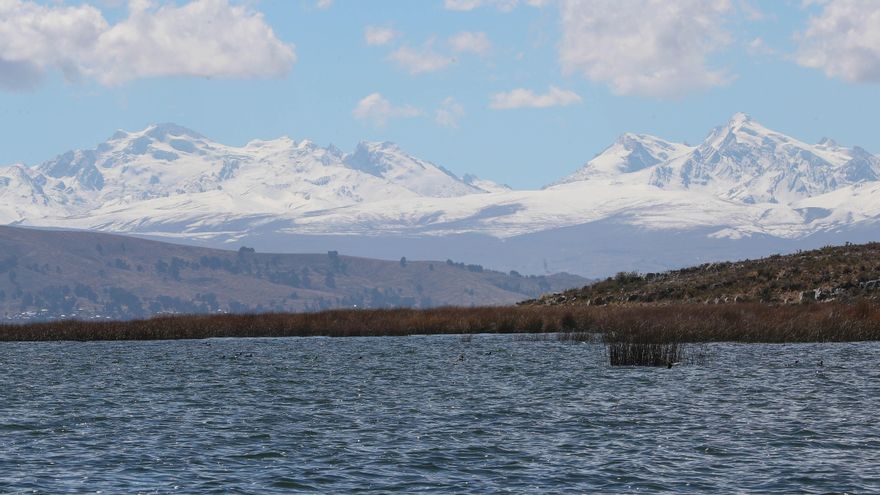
top-left (556, 331), bottom-right (600, 343)
top-left (605, 338), bottom-right (682, 367)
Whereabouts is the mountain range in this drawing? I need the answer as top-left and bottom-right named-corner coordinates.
top-left (3, 113), bottom-right (879, 277)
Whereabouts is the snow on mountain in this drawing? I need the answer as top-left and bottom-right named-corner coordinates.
top-left (2, 114), bottom-right (880, 276)
top-left (0, 164), bottom-right (59, 223)
top-left (462, 174), bottom-right (512, 193)
top-left (343, 141), bottom-right (485, 197)
top-left (553, 113), bottom-right (880, 206)
top-left (7, 123), bottom-right (489, 224)
top-left (554, 133), bottom-right (693, 185)
top-left (646, 113), bottom-right (880, 204)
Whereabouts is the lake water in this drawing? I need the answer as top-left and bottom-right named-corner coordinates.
top-left (1, 335), bottom-right (879, 493)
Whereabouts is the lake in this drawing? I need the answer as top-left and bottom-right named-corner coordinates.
top-left (1, 335), bottom-right (879, 493)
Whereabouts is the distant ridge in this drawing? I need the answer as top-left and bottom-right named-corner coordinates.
top-left (0, 225), bottom-right (586, 321)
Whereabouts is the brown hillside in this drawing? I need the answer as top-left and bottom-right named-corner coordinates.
top-left (0, 226), bottom-right (586, 320)
top-left (526, 242), bottom-right (880, 306)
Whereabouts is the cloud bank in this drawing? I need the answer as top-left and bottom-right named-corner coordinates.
top-left (388, 42), bottom-right (455, 74)
top-left (796, 0), bottom-right (880, 83)
top-left (0, 0), bottom-right (296, 91)
top-left (449, 32), bottom-right (492, 55)
top-left (443, 0), bottom-right (549, 11)
top-left (489, 86), bottom-right (582, 109)
top-left (435, 97), bottom-right (465, 127)
top-left (557, 0), bottom-right (733, 97)
top-left (353, 93), bottom-right (423, 127)
top-left (364, 26), bottom-right (398, 46)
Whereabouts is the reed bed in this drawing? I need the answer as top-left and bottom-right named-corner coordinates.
top-left (2, 302), bottom-right (880, 346)
top-left (606, 341), bottom-right (682, 367)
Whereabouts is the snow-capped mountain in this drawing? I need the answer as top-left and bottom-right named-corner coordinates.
top-left (645, 113), bottom-right (880, 204)
top-left (4, 123), bottom-right (493, 224)
top-left (462, 174), bottom-right (511, 193)
top-left (0, 164), bottom-right (62, 223)
top-left (556, 113), bottom-right (880, 205)
top-left (3, 114), bottom-right (880, 277)
top-left (553, 133), bottom-right (693, 184)
top-left (343, 141), bottom-right (484, 197)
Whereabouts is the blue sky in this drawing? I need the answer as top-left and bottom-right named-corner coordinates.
top-left (1, 0), bottom-right (879, 188)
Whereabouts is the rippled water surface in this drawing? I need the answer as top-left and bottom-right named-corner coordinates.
top-left (2, 336), bottom-right (880, 493)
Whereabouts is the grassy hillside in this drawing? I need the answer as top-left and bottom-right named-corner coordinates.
top-left (527, 242), bottom-right (880, 306)
top-left (0, 226), bottom-right (586, 320)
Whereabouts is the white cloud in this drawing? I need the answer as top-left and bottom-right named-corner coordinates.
top-left (746, 36), bottom-right (776, 56)
top-left (384, 33), bottom-right (491, 75)
top-left (448, 31), bottom-right (491, 55)
top-left (739, 0), bottom-right (765, 21)
top-left (0, 0), bottom-right (295, 91)
top-left (557, 0), bottom-right (733, 97)
top-left (443, 0), bottom-right (543, 11)
top-left (353, 93), bottom-right (422, 127)
top-left (388, 42), bottom-right (455, 74)
top-left (489, 86), bottom-right (582, 109)
top-left (364, 26), bottom-right (398, 46)
top-left (435, 97), bottom-right (465, 127)
top-left (316, 0), bottom-right (333, 9)
top-left (796, 0), bottom-right (880, 83)
top-left (0, 1), bottom-right (107, 90)
top-left (445, 0), bottom-right (493, 10)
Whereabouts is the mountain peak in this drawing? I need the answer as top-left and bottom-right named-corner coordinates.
top-left (551, 133), bottom-right (693, 187)
top-left (143, 123), bottom-right (205, 141)
top-left (728, 112), bottom-right (753, 127)
top-left (660, 112), bottom-right (876, 203)
top-left (343, 141), bottom-right (482, 197)
top-left (243, 135), bottom-right (295, 150)
top-left (700, 113), bottom-right (772, 153)
top-left (356, 141), bottom-right (400, 153)
top-left (462, 173), bottom-right (512, 193)
top-left (346, 141), bottom-right (411, 173)
top-left (615, 132), bottom-right (678, 150)
top-left (616, 132), bottom-right (647, 145)
top-left (109, 129), bottom-right (130, 141)
top-left (296, 138), bottom-right (318, 150)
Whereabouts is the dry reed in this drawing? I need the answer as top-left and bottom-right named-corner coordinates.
top-left (2, 302), bottom-right (880, 344)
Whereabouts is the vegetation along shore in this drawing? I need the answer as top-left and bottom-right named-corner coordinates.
top-left (5, 241), bottom-right (880, 365)
top-left (2, 302), bottom-right (879, 344)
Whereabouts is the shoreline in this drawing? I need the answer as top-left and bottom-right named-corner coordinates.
top-left (2, 303), bottom-right (880, 343)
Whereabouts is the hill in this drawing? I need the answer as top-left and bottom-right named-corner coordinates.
top-left (527, 242), bottom-right (880, 306)
top-left (0, 226), bottom-right (586, 321)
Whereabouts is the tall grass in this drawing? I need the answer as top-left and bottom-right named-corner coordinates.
top-left (606, 340), bottom-right (682, 367)
top-left (2, 302), bottom-right (880, 350)
top-left (0, 306), bottom-right (578, 342)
